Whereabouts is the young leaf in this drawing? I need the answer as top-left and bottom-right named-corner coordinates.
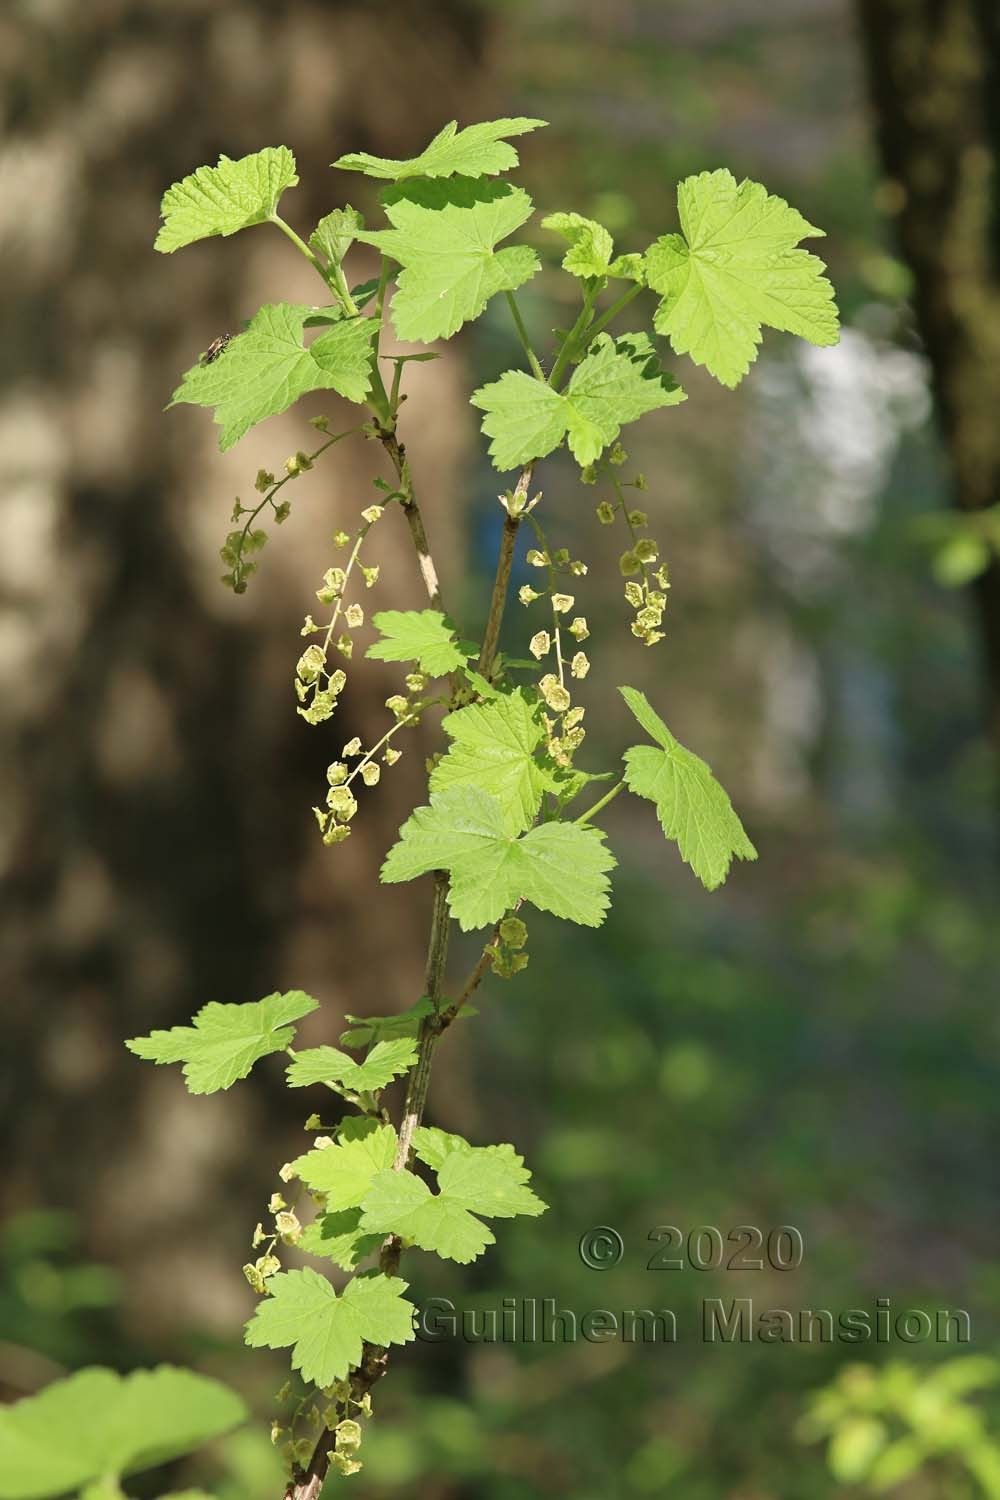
top-left (0, 1366), bottom-right (246, 1500)
top-left (429, 691), bottom-right (558, 827)
top-left (381, 785), bottom-right (615, 931)
top-left (340, 996), bottom-right (435, 1049)
top-left (288, 1121), bottom-right (397, 1211)
top-left (333, 118), bottom-right (546, 181)
top-left (619, 685), bottom-right (757, 890)
top-left (244, 1268), bottom-right (415, 1387)
top-left (155, 147), bottom-right (298, 253)
top-left (360, 1135), bottom-right (545, 1264)
top-left (286, 1038), bottom-right (418, 1093)
top-left (358, 178), bottom-right (539, 343)
top-left (169, 304), bottom-right (374, 451)
top-left (366, 609), bottom-right (471, 676)
top-left (125, 991), bottom-right (318, 1095)
top-left (472, 332), bottom-right (685, 471)
top-left (309, 205), bottom-right (364, 266)
top-left (645, 168), bottom-right (840, 388)
top-left (298, 1209), bottom-right (383, 1272)
top-left (542, 211), bottom-right (644, 282)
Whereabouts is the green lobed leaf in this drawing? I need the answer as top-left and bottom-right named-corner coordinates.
top-left (289, 1121), bottom-right (397, 1211)
top-left (126, 991), bottom-right (318, 1095)
top-left (333, 118), bottom-right (546, 181)
top-left (358, 178), bottom-right (539, 343)
top-left (286, 1038), bottom-right (418, 1093)
top-left (298, 1208), bottom-right (384, 1272)
top-left (366, 609), bottom-right (471, 676)
top-left (359, 1132), bottom-right (545, 1265)
top-left (541, 211), bottom-right (644, 283)
top-left (244, 1268), bottom-right (415, 1387)
top-left (620, 686), bottom-right (757, 890)
top-left (168, 303), bottom-right (374, 451)
top-left (645, 167), bottom-right (840, 387)
top-left (0, 1366), bottom-right (246, 1500)
top-left (309, 204), bottom-right (364, 266)
top-left (471, 332), bottom-right (685, 471)
top-left (430, 690), bottom-right (559, 828)
top-left (381, 785), bottom-right (616, 931)
top-left (155, 147), bottom-right (298, 253)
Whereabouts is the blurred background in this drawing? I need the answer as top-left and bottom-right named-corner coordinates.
top-left (3, 1), bottom-right (1000, 1496)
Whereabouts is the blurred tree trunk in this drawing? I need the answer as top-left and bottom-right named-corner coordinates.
top-left (856, 0), bottom-right (1000, 765)
top-left (0, 0), bottom-right (493, 1343)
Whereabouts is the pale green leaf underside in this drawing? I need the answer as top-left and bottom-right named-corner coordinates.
top-left (430, 691), bottom-right (558, 827)
top-left (358, 178), bottom-right (538, 342)
top-left (155, 147), bottom-right (297, 253)
top-left (169, 303), bottom-right (374, 451)
top-left (289, 1122), bottom-right (397, 1211)
top-left (645, 167), bottom-right (840, 387)
top-left (244, 1268), bottom-right (415, 1387)
top-left (541, 211), bottom-right (644, 283)
top-left (360, 1134), bottom-right (545, 1264)
top-left (366, 609), bottom-right (470, 676)
top-left (472, 332), bottom-right (685, 471)
top-left (286, 1038), bottom-right (418, 1093)
top-left (333, 118), bottom-right (546, 181)
top-left (620, 686), bottom-right (757, 890)
top-left (381, 785), bottom-right (615, 931)
top-left (125, 991), bottom-right (318, 1095)
top-left (0, 1366), bottom-right (245, 1500)
top-left (298, 1209), bottom-right (383, 1272)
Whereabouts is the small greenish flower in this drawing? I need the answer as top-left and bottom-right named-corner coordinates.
top-left (499, 916), bottom-right (527, 948)
top-left (322, 823), bottom-right (352, 845)
top-left (564, 706), bottom-right (585, 729)
top-left (596, 501), bottom-right (616, 525)
top-left (309, 414), bottom-right (330, 431)
top-left (405, 672), bottom-right (428, 693)
top-left (384, 746), bottom-right (402, 766)
top-left (624, 581), bottom-right (644, 608)
top-left (529, 631), bottom-right (551, 659)
top-left (635, 537), bottom-right (659, 563)
top-left (518, 584), bottom-right (540, 605)
top-left (275, 1212), bottom-right (301, 1245)
top-left (525, 548), bottom-right (548, 567)
top-left (627, 509), bottom-right (648, 527)
top-left (345, 602), bottom-right (365, 629)
top-left (385, 694), bottom-right (409, 717)
top-left (568, 616), bottom-right (589, 641)
top-left (336, 633), bottom-right (354, 658)
top-left (255, 469), bottom-right (276, 493)
top-left (268, 1192), bottom-right (286, 1213)
top-left (343, 737), bottom-right (362, 756)
top-left (251, 1221), bottom-right (266, 1247)
top-left (569, 559), bottom-right (588, 576)
top-left (570, 652), bottom-right (590, 679)
top-left (361, 565), bottom-right (380, 588)
top-left (327, 762), bottom-right (348, 786)
top-left (327, 786), bottom-right (358, 820)
top-left (361, 504), bottom-right (384, 525)
top-left (539, 674), bottom-right (571, 712)
top-left (551, 593), bottom-right (574, 613)
top-left (333, 530), bottom-right (351, 547)
top-left (633, 472), bottom-right (648, 491)
top-left (361, 761), bottom-right (381, 787)
top-left (619, 550), bottom-right (641, 576)
top-left (296, 645), bottom-right (326, 683)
